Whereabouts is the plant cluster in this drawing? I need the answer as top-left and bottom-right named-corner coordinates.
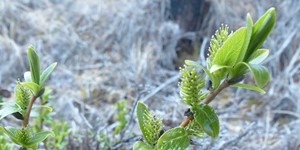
top-left (134, 7), bottom-right (276, 149)
top-left (0, 45), bottom-right (57, 149)
top-left (32, 87), bottom-right (70, 150)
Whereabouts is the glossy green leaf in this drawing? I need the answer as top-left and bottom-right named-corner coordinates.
top-left (0, 102), bottom-right (22, 120)
top-left (231, 83), bottom-right (266, 94)
top-left (136, 101), bottom-right (153, 145)
top-left (21, 82), bottom-right (40, 96)
top-left (240, 62), bottom-right (269, 88)
top-left (157, 127), bottom-right (190, 150)
top-left (26, 130), bottom-right (54, 146)
top-left (40, 62), bottom-right (57, 86)
top-left (0, 126), bottom-right (20, 145)
top-left (246, 7), bottom-right (276, 58)
top-left (192, 104), bottom-right (219, 139)
top-left (237, 13), bottom-right (253, 62)
top-left (133, 141), bottom-right (154, 150)
top-left (27, 45), bottom-right (41, 85)
top-left (212, 27), bottom-right (247, 67)
top-left (185, 120), bottom-right (204, 138)
top-left (247, 49), bottom-right (269, 64)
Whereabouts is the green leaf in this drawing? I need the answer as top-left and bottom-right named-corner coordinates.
top-left (238, 13), bottom-right (253, 62)
top-left (136, 101), bottom-right (153, 145)
top-left (192, 104), bottom-right (219, 139)
top-left (27, 45), bottom-right (41, 85)
top-left (40, 62), bottom-right (57, 86)
top-left (240, 62), bottom-right (269, 88)
top-left (184, 60), bottom-right (199, 67)
top-left (232, 49), bottom-right (269, 78)
top-left (31, 105), bottom-right (53, 117)
top-left (209, 64), bottom-right (231, 73)
top-left (133, 141), bottom-right (154, 150)
top-left (185, 120), bottom-right (205, 138)
top-left (246, 7), bottom-right (276, 58)
top-left (199, 64), bottom-right (220, 89)
top-left (247, 49), bottom-right (269, 64)
top-left (34, 105), bottom-right (53, 112)
top-left (21, 82), bottom-right (40, 96)
top-left (0, 126), bottom-right (21, 145)
top-left (0, 102), bottom-right (22, 120)
top-left (212, 27), bottom-right (247, 67)
top-left (231, 83), bottom-right (266, 94)
top-left (210, 27), bottom-right (247, 82)
top-left (157, 127), bottom-right (190, 150)
top-left (26, 130), bottom-right (54, 146)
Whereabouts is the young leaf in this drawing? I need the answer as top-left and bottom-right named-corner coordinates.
top-left (210, 27), bottom-right (247, 81)
top-left (247, 49), bottom-right (269, 64)
top-left (40, 62), bottom-right (57, 86)
top-left (209, 64), bottom-right (231, 73)
top-left (26, 130), bottom-right (54, 146)
top-left (240, 62), bottom-right (269, 88)
top-left (185, 120), bottom-right (204, 138)
top-left (237, 13), bottom-right (253, 63)
top-left (27, 45), bottom-right (41, 85)
top-left (231, 83), bottom-right (266, 94)
top-left (31, 105), bottom-right (53, 118)
top-left (157, 127), bottom-right (190, 150)
top-left (0, 126), bottom-right (20, 145)
top-left (245, 7), bottom-right (276, 58)
top-left (21, 82), bottom-right (40, 96)
top-left (185, 60), bottom-right (199, 67)
top-left (0, 102), bottom-right (22, 120)
top-left (133, 141), bottom-right (154, 150)
top-left (192, 104), bottom-right (219, 139)
top-left (212, 27), bottom-right (247, 67)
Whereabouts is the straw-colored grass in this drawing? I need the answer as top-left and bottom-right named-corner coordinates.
top-left (0, 0), bottom-right (299, 149)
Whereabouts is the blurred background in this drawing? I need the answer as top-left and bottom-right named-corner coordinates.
top-left (0, 0), bottom-right (299, 149)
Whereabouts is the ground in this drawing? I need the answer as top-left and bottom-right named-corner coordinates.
top-left (0, 0), bottom-right (299, 149)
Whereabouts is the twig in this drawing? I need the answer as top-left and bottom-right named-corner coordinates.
top-left (140, 75), bottom-right (178, 103)
top-left (180, 116), bottom-right (193, 127)
top-left (23, 95), bottom-right (37, 127)
top-left (273, 110), bottom-right (300, 119)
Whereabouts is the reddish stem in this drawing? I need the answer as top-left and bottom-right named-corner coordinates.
top-left (23, 95), bottom-right (37, 127)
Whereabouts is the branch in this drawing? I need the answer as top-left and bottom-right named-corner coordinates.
top-left (203, 80), bottom-right (229, 104)
top-left (23, 95), bottom-right (37, 127)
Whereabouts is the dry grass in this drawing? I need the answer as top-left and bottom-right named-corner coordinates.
top-left (0, 0), bottom-right (299, 149)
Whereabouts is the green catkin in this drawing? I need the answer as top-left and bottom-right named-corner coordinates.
top-left (179, 64), bottom-right (205, 106)
top-left (144, 111), bottom-right (162, 145)
top-left (15, 81), bottom-right (31, 111)
top-left (17, 127), bottom-right (32, 146)
top-left (207, 24), bottom-right (230, 68)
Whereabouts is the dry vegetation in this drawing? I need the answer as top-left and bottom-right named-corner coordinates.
top-left (0, 0), bottom-right (299, 149)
